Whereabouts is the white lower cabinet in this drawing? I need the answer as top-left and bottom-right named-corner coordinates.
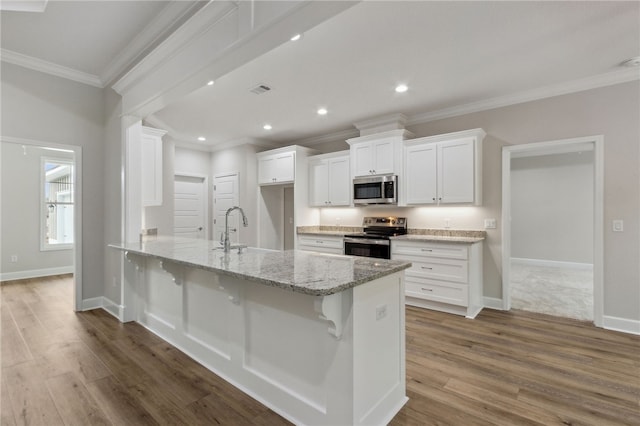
top-left (297, 235), bottom-right (344, 254)
top-left (391, 239), bottom-right (483, 318)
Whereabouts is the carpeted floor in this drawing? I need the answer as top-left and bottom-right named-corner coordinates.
top-left (510, 261), bottom-right (594, 321)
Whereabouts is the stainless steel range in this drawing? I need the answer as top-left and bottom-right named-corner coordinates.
top-left (344, 216), bottom-right (407, 259)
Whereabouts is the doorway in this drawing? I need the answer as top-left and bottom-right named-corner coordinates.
top-left (174, 174), bottom-right (208, 239)
top-left (502, 136), bottom-right (603, 326)
top-left (0, 137), bottom-right (82, 311)
top-left (213, 173), bottom-right (239, 245)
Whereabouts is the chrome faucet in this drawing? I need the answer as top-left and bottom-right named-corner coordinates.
top-left (222, 206), bottom-right (248, 253)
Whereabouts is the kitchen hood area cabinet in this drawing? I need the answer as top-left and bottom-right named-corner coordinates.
top-left (309, 151), bottom-right (350, 207)
top-left (403, 128), bottom-right (485, 205)
top-left (258, 150), bottom-right (295, 185)
top-left (347, 129), bottom-right (414, 178)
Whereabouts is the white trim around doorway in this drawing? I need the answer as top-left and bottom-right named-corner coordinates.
top-left (501, 135), bottom-right (604, 328)
top-left (1, 135), bottom-right (83, 312)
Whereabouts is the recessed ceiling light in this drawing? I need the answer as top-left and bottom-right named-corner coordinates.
top-left (620, 56), bottom-right (640, 67)
top-left (197, 136), bottom-right (206, 141)
top-left (317, 108), bottom-right (328, 116)
top-left (263, 124), bottom-right (272, 130)
top-left (290, 34), bottom-right (302, 42)
top-left (395, 84), bottom-right (408, 93)
top-left (207, 80), bottom-right (215, 86)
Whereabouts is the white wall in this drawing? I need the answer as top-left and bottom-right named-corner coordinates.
top-left (315, 81), bottom-right (639, 323)
top-left (511, 151), bottom-right (594, 263)
top-left (0, 142), bottom-right (74, 276)
top-left (1, 63), bottom-right (105, 300)
top-left (210, 144), bottom-right (259, 247)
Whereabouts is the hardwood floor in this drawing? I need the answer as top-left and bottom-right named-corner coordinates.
top-left (1, 275), bottom-right (639, 425)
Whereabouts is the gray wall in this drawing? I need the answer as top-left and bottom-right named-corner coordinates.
top-left (1, 142), bottom-right (74, 275)
top-left (405, 81), bottom-right (639, 321)
top-left (1, 62), bottom-right (105, 300)
top-left (511, 151), bottom-right (594, 263)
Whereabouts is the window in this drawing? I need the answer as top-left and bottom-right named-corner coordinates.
top-left (41, 158), bottom-right (74, 250)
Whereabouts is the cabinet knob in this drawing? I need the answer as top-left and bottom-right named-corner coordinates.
top-left (432, 198), bottom-right (436, 201)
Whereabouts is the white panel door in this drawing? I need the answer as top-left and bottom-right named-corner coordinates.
top-left (438, 138), bottom-right (474, 203)
top-left (174, 175), bottom-right (206, 238)
top-left (213, 173), bottom-right (239, 245)
top-left (405, 143), bottom-right (437, 204)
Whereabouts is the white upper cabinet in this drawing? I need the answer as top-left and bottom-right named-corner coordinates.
top-left (405, 143), bottom-right (437, 204)
top-left (403, 128), bottom-right (485, 205)
top-left (258, 150), bottom-right (295, 185)
top-left (309, 152), bottom-right (350, 206)
top-left (352, 138), bottom-right (394, 176)
top-left (141, 126), bottom-right (167, 206)
top-left (347, 130), bottom-right (413, 178)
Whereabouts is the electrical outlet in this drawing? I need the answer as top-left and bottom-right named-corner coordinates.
top-left (484, 219), bottom-right (497, 229)
top-left (613, 220), bottom-right (624, 232)
top-left (10, 255), bottom-right (18, 263)
top-left (376, 304), bottom-right (387, 320)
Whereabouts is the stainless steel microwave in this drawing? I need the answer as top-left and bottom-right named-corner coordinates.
top-left (353, 175), bottom-right (398, 205)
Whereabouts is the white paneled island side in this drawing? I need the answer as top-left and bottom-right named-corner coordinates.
top-left (109, 237), bottom-right (411, 425)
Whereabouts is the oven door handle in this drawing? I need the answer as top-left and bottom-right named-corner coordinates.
top-left (344, 238), bottom-right (390, 246)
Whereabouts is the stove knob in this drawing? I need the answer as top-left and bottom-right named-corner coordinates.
top-left (390, 219), bottom-right (395, 225)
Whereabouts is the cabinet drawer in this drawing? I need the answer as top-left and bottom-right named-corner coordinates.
top-left (298, 237), bottom-right (343, 249)
top-left (392, 241), bottom-right (468, 260)
top-left (299, 245), bottom-right (343, 255)
top-left (401, 257), bottom-right (468, 283)
top-left (405, 277), bottom-right (468, 306)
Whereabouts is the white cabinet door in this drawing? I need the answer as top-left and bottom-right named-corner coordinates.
top-left (258, 151), bottom-right (295, 185)
top-left (352, 143), bottom-right (374, 177)
top-left (438, 138), bottom-right (474, 203)
top-left (372, 139), bottom-right (394, 175)
top-left (405, 143), bottom-right (437, 205)
top-left (309, 159), bottom-right (329, 206)
top-left (274, 151), bottom-right (295, 183)
top-left (141, 127), bottom-right (165, 206)
top-left (328, 156), bottom-right (350, 206)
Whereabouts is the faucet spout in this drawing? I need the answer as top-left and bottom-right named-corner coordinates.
top-left (223, 206), bottom-right (248, 253)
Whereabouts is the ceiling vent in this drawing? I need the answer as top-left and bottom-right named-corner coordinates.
top-left (250, 84), bottom-right (272, 95)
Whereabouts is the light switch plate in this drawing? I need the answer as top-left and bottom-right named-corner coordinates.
top-left (484, 219), bottom-right (497, 229)
top-left (613, 220), bottom-right (624, 232)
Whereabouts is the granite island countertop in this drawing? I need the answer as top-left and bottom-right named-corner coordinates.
top-left (109, 237), bottom-right (411, 296)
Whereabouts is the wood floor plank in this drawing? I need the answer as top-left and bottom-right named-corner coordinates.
top-left (84, 375), bottom-right (159, 426)
top-left (46, 371), bottom-right (111, 426)
top-left (3, 361), bottom-right (64, 426)
top-left (0, 367), bottom-right (17, 426)
top-left (0, 309), bottom-right (32, 367)
top-left (3, 276), bottom-right (639, 426)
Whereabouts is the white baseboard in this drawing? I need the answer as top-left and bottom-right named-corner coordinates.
top-left (511, 257), bottom-right (593, 270)
top-left (483, 297), bottom-right (504, 310)
top-left (0, 266), bottom-right (74, 282)
top-left (81, 297), bottom-right (104, 311)
top-left (102, 297), bottom-right (124, 320)
top-left (603, 315), bottom-right (640, 335)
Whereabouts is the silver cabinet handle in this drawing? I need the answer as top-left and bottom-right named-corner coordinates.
top-left (421, 248), bottom-right (433, 252)
top-left (421, 287), bottom-right (433, 292)
top-left (421, 266), bottom-right (433, 270)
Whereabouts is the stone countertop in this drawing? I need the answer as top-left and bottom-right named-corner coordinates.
top-left (109, 237), bottom-right (411, 296)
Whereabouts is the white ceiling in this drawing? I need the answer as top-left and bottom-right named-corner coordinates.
top-left (0, 0), bottom-right (202, 86)
top-left (150, 1), bottom-right (639, 148)
top-left (1, 1), bottom-right (639, 148)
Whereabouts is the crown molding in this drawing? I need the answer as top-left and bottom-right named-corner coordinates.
top-left (0, 0), bottom-right (48, 12)
top-left (111, 0), bottom-right (239, 95)
top-left (407, 67), bottom-right (640, 126)
top-left (0, 48), bottom-right (103, 88)
top-left (295, 128), bottom-right (359, 146)
top-left (100, 1), bottom-right (206, 87)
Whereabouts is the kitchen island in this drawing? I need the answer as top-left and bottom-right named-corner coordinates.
top-left (110, 237), bottom-right (411, 426)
